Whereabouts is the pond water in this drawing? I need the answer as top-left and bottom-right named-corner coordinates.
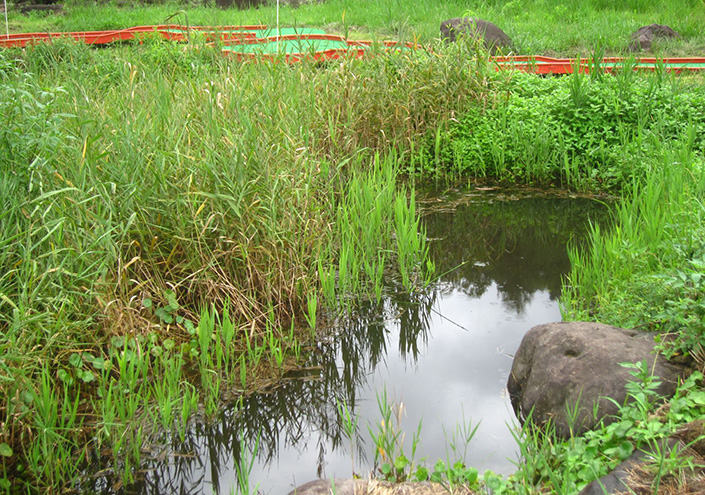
top-left (80, 189), bottom-right (609, 495)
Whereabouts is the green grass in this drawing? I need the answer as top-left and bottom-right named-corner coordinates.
top-left (0, 32), bottom-right (491, 492)
top-left (6, 0), bottom-right (705, 56)
top-left (562, 125), bottom-right (705, 357)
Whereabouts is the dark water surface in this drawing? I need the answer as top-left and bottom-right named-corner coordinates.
top-left (82, 190), bottom-right (609, 495)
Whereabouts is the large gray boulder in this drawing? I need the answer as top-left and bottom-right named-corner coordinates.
top-left (507, 321), bottom-right (686, 439)
top-left (440, 18), bottom-right (511, 54)
top-left (630, 24), bottom-right (681, 51)
top-left (288, 479), bottom-right (474, 495)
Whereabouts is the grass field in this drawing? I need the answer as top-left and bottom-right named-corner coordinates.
top-left (6, 0), bottom-right (705, 56)
top-left (1, 0), bottom-right (705, 493)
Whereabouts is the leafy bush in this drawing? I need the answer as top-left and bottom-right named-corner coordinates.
top-left (430, 70), bottom-right (705, 191)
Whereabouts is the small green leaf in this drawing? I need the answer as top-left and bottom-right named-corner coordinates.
top-left (69, 353), bottom-right (83, 368)
top-left (618, 440), bottom-right (634, 459)
top-left (165, 290), bottom-right (179, 310)
top-left (414, 466), bottom-right (429, 481)
top-left (80, 371), bottom-right (95, 383)
top-left (394, 454), bottom-right (408, 470)
top-left (0, 443), bottom-right (13, 457)
top-left (57, 369), bottom-right (72, 383)
top-left (164, 339), bottom-right (175, 351)
top-left (688, 390), bottom-right (705, 406)
top-left (143, 298), bottom-right (153, 309)
top-left (464, 467), bottom-right (478, 484)
top-left (184, 319), bottom-right (196, 335)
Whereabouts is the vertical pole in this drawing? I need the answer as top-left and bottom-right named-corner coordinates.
top-left (4, 0), bottom-right (9, 40)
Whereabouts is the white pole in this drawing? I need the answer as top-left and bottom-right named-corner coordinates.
top-left (276, 0), bottom-right (280, 38)
top-left (4, 0), bottom-right (9, 40)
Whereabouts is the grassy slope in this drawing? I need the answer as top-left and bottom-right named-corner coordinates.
top-left (6, 0), bottom-right (705, 56)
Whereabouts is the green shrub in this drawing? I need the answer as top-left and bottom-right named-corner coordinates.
top-left (430, 70), bottom-right (705, 191)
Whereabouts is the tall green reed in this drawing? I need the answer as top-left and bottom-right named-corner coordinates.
top-left (563, 126), bottom-right (705, 349)
top-left (1, 34), bottom-right (488, 492)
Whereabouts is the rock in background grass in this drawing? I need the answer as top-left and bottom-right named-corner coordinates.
top-left (439, 17), bottom-right (511, 54)
top-left (629, 24), bottom-right (682, 51)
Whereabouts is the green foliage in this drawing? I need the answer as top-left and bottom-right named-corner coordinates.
top-left (668, 371), bottom-right (705, 424)
top-left (563, 134), bottom-right (705, 358)
top-left (510, 362), bottom-right (701, 494)
top-left (368, 390), bottom-right (481, 490)
top-left (429, 70), bottom-right (705, 190)
top-left (1, 1), bottom-right (704, 491)
top-left (429, 460), bottom-right (480, 490)
top-left (1, 35), bottom-right (470, 490)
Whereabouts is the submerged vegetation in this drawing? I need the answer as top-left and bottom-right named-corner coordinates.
top-left (1, 0), bottom-right (705, 493)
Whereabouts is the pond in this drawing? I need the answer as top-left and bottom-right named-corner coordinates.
top-left (78, 189), bottom-right (610, 495)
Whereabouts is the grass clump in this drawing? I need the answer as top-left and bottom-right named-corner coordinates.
top-left (562, 122), bottom-right (705, 357)
top-left (0, 34), bottom-right (495, 492)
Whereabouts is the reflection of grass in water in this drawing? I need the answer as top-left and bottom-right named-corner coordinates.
top-left (421, 192), bottom-right (611, 312)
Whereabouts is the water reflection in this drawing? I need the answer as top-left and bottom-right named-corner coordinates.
top-left (424, 191), bottom-right (598, 308)
top-left (78, 190), bottom-right (609, 495)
